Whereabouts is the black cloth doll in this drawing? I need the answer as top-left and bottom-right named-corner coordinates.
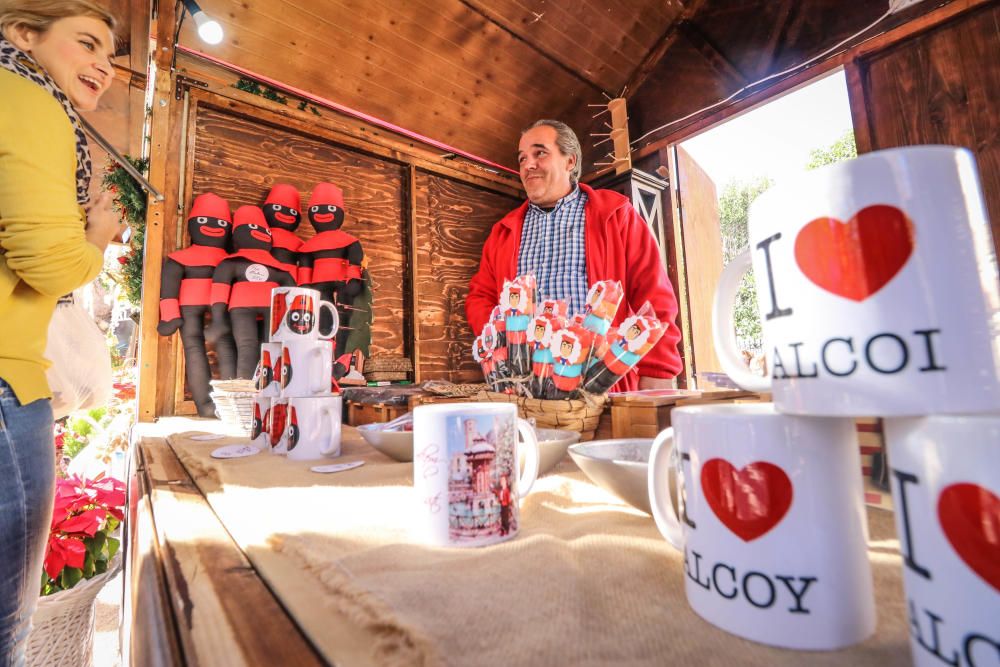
top-left (261, 183), bottom-right (303, 277)
top-left (157, 193), bottom-right (236, 417)
top-left (298, 182), bottom-right (364, 357)
top-left (208, 206), bottom-right (297, 379)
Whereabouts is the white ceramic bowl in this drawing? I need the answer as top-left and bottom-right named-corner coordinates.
top-left (357, 423), bottom-right (413, 462)
top-left (528, 428), bottom-right (581, 476)
top-left (568, 439), bottom-right (654, 515)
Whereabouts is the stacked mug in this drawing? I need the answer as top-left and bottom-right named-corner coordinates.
top-left (646, 146), bottom-right (1000, 657)
top-left (252, 286), bottom-right (344, 461)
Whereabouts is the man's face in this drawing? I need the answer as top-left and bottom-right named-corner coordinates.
top-left (517, 125), bottom-right (575, 208)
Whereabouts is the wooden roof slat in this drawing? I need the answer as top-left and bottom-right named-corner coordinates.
top-left (753, 0), bottom-right (800, 78)
top-left (459, 0), bottom-right (613, 93)
top-left (623, 0), bottom-right (704, 100)
top-left (677, 19), bottom-right (749, 89)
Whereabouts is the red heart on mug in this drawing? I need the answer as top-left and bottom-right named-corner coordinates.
top-left (938, 483), bottom-right (1000, 593)
top-left (701, 459), bottom-right (793, 542)
top-left (794, 204), bottom-right (914, 301)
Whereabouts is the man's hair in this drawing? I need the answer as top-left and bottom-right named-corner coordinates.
top-left (523, 119), bottom-right (582, 185)
top-left (0, 0), bottom-right (117, 42)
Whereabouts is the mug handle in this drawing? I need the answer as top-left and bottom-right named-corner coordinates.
top-left (320, 406), bottom-right (342, 456)
top-left (647, 427), bottom-right (683, 550)
top-left (711, 249), bottom-right (771, 393)
top-left (317, 301), bottom-right (340, 340)
top-left (309, 346), bottom-right (328, 394)
top-left (515, 417), bottom-right (540, 497)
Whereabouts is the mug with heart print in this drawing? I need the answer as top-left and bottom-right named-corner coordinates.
top-left (269, 286), bottom-right (339, 343)
top-left (647, 403), bottom-right (875, 650)
top-left (884, 414), bottom-right (1000, 667)
top-left (712, 145), bottom-right (1000, 416)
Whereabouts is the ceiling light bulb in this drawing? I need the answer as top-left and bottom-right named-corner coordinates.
top-left (192, 11), bottom-right (223, 44)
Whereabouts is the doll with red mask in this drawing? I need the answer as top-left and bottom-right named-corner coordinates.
top-left (298, 182), bottom-right (365, 357)
top-left (208, 206), bottom-right (296, 379)
top-left (157, 193), bottom-right (237, 417)
top-left (261, 183), bottom-right (303, 277)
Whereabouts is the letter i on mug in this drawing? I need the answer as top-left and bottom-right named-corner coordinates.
top-left (712, 146), bottom-right (1000, 416)
top-left (885, 415), bottom-right (1000, 667)
top-left (647, 403), bottom-right (875, 650)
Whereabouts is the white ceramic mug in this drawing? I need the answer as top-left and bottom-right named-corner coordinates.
top-left (250, 394), bottom-right (270, 451)
top-left (647, 403), bottom-right (875, 650)
top-left (280, 340), bottom-right (333, 397)
top-left (256, 342), bottom-right (282, 397)
top-left (884, 414), bottom-right (1000, 667)
top-left (413, 402), bottom-right (540, 548)
top-left (267, 397), bottom-right (289, 454)
top-left (712, 146), bottom-right (1000, 416)
top-left (286, 395), bottom-right (342, 461)
top-left (269, 286), bottom-right (339, 343)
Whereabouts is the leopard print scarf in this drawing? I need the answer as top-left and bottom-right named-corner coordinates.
top-left (0, 38), bottom-right (91, 204)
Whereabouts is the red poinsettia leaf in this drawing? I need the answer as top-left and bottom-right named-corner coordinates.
top-left (58, 508), bottom-right (106, 536)
top-left (44, 540), bottom-right (67, 580)
top-left (107, 507), bottom-right (125, 521)
top-left (63, 538), bottom-right (87, 569)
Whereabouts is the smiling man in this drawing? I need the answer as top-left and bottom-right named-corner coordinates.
top-left (466, 119), bottom-right (683, 391)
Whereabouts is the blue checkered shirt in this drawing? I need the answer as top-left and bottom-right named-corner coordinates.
top-left (517, 187), bottom-right (589, 315)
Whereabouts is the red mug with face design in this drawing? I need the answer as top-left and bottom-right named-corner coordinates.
top-left (269, 287), bottom-right (339, 343)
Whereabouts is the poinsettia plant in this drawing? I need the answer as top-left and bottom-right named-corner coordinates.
top-left (41, 473), bottom-right (126, 596)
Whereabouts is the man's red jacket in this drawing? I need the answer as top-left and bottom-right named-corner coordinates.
top-left (466, 184), bottom-right (683, 391)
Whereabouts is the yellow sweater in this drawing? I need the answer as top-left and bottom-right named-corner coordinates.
top-left (0, 69), bottom-right (104, 405)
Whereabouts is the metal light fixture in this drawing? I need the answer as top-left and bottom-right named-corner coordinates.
top-left (182, 0), bottom-right (223, 45)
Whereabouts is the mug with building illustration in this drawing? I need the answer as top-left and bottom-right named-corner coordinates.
top-left (413, 403), bottom-right (540, 548)
top-left (712, 145), bottom-right (1000, 416)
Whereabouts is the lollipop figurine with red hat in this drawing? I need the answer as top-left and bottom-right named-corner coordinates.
top-left (261, 183), bottom-right (304, 276)
top-left (298, 182), bottom-right (365, 357)
top-left (207, 206), bottom-right (297, 379)
top-left (546, 323), bottom-right (592, 399)
top-left (582, 303), bottom-right (666, 395)
top-left (157, 193), bottom-right (238, 417)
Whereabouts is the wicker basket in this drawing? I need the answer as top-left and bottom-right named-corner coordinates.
top-left (474, 391), bottom-right (607, 441)
top-left (210, 380), bottom-right (257, 435)
top-left (25, 555), bottom-right (122, 667)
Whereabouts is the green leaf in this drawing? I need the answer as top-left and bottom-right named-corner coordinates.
top-left (83, 551), bottom-right (96, 578)
top-left (106, 536), bottom-right (120, 559)
top-left (95, 559), bottom-right (108, 575)
top-left (86, 532), bottom-right (107, 556)
top-left (61, 567), bottom-right (83, 589)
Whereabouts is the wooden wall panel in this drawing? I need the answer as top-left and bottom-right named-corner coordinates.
top-left (190, 103), bottom-right (407, 357)
top-left (675, 146), bottom-right (724, 381)
top-left (855, 4), bottom-right (1000, 253)
top-left (413, 171), bottom-right (521, 383)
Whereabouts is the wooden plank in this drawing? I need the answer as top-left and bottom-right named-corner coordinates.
top-left (408, 165), bottom-right (422, 382)
top-left (126, 442), bottom-right (184, 667)
top-left (137, 0), bottom-right (177, 422)
top-left (675, 145), bottom-right (724, 381)
top-left (181, 79), bottom-right (522, 198)
top-left (623, 0), bottom-right (705, 99)
top-left (459, 0), bottom-right (613, 93)
top-left (630, 0), bottom-right (995, 160)
top-left (140, 438), bottom-right (326, 666)
top-left (844, 60), bottom-right (874, 155)
top-left (666, 147), bottom-right (696, 389)
top-left (677, 19), bottom-right (749, 90)
top-left (860, 2), bottom-right (1000, 256)
top-left (412, 169), bottom-right (521, 382)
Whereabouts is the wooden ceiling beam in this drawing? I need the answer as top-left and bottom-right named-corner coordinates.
top-left (623, 0), bottom-right (708, 98)
top-left (754, 0), bottom-right (799, 78)
top-left (677, 19), bottom-right (749, 89)
top-left (458, 0), bottom-right (608, 96)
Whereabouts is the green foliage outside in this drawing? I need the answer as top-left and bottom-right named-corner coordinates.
top-left (806, 130), bottom-right (857, 170)
top-left (102, 156), bottom-right (149, 307)
top-left (61, 407), bottom-right (110, 461)
top-left (718, 176), bottom-right (773, 350)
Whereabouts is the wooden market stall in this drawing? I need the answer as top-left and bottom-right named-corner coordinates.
top-left (86, 0), bottom-right (1000, 664)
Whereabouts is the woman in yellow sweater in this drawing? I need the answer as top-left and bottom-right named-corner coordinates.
top-left (0, 2), bottom-right (123, 663)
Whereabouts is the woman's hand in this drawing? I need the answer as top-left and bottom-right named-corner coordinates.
top-left (84, 191), bottom-right (125, 251)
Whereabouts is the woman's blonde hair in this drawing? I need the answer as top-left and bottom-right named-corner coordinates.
top-left (0, 1), bottom-right (117, 43)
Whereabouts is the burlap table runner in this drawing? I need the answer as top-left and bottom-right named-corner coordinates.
top-left (167, 427), bottom-right (909, 667)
